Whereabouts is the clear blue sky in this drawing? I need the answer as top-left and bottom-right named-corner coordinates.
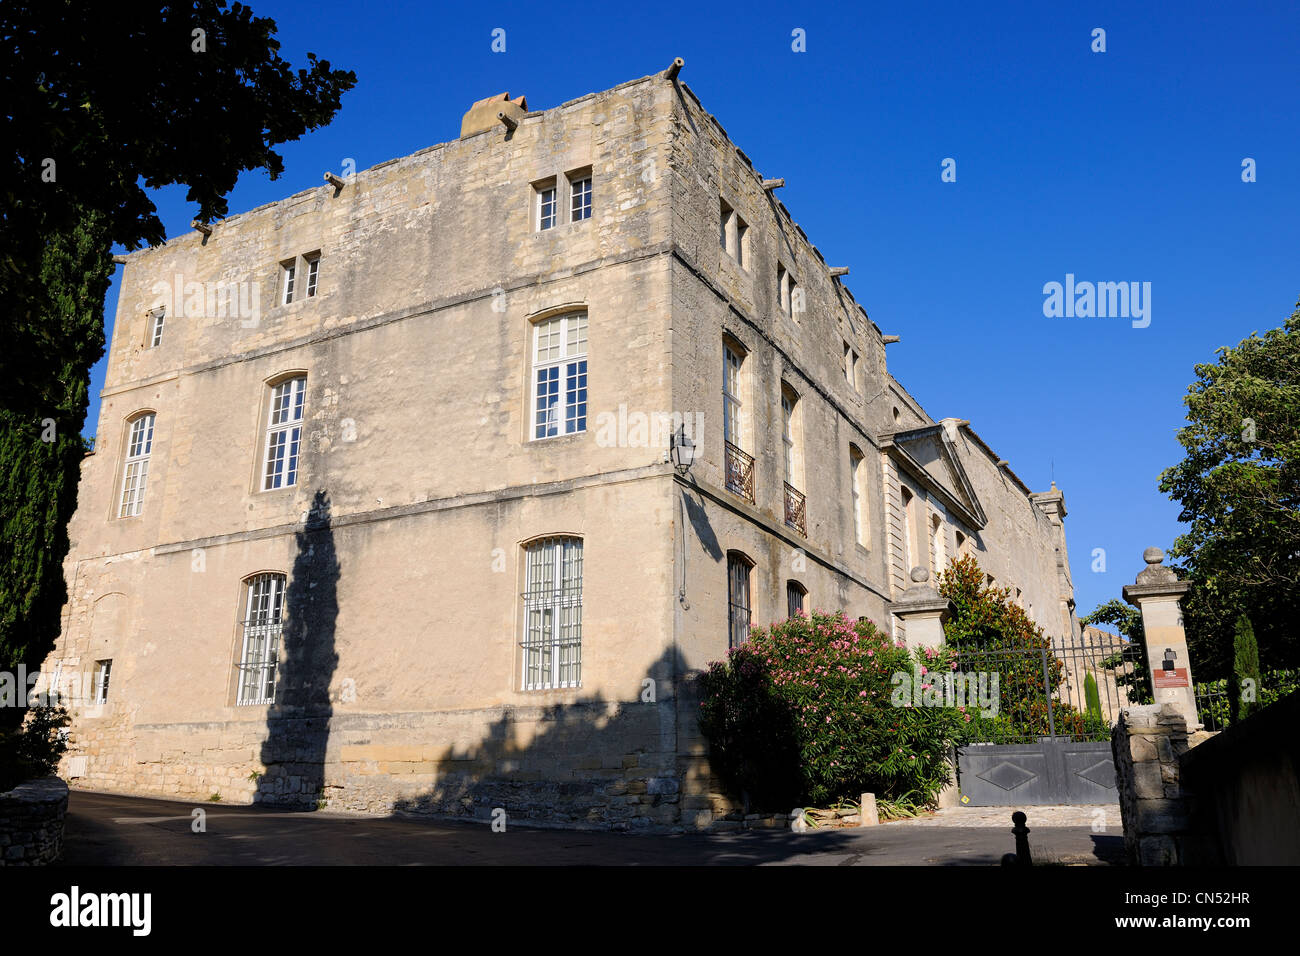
top-left (86, 0), bottom-right (1300, 620)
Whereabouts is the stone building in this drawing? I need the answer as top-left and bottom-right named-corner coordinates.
top-left (40, 65), bottom-right (1080, 829)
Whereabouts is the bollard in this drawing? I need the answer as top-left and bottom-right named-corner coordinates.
top-left (1011, 810), bottom-right (1032, 866)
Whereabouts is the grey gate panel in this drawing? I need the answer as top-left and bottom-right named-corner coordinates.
top-left (957, 739), bottom-right (1117, 806)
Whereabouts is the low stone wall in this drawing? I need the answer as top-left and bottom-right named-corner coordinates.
top-left (1180, 690), bottom-right (1300, 865)
top-left (0, 776), bottom-right (69, 866)
top-left (1114, 693), bottom-right (1300, 865)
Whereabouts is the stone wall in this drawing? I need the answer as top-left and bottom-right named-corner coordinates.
top-left (0, 776), bottom-right (69, 866)
top-left (1112, 704), bottom-right (1217, 865)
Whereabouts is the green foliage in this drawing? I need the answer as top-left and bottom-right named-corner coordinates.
top-left (1158, 303), bottom-right (1300, 679)
top-left (939, 555), bottom-right (1098, 741)
top-left (1, 1), bottom-right (357, 416)
top-left (1082, 599), bottom-right (1152, 705)
top-left (1084, 672), bottom-right (1103, 722)
top-left (698, 610), bottom-right (964, 810)
top-left (1229, 614), bottom-right (1263, 722)
top-left (0, 704), bottom-right (69, 792)
top-left (0, 212), bottom-right (113, 733)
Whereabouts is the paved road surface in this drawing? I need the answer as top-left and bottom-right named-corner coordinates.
top-left (58, 791), bottom-right (1124, 866)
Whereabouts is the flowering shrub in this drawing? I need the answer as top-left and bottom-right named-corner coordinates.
top-left (698, 610), bottom-right (964, 810)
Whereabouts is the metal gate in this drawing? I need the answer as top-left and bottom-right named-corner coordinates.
top-left (953, 632), bottom-right (1139, 806)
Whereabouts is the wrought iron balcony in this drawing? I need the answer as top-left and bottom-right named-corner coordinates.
top-left (784, 482), bottom-right (807, 535)
top-left (724, 441), bottom-right (755, 503)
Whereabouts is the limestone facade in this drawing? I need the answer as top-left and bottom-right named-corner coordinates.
top-left (40, 69), bottom-right (1080, 829)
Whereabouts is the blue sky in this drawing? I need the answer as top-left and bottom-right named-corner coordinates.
top-left (86, 0), bottom-right (1300, 620)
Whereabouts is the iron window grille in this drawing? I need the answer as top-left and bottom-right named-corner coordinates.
top-left (263, 377), bottom-right (306, 490)
top-left (728, 553), bottom-right (753, 649)
top-left (236, 573), bottom-right (285, 705)
top-left (532, 312), bottom-right (587, 439)
top-left (118, 413), bottom-right (155, 518)
top-left (786, 582), bottom-right (807, 619)
top-left (520, 537), bottom-right (583, 690)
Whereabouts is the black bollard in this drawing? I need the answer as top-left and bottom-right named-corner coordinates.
top-left (1011, 811), bottom-right (1032, 866)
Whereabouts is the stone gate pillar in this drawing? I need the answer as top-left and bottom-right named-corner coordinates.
top-left (889, 567), bottom-right (954, 651)
top-left (1123, 548), bottom-right (1198, 729)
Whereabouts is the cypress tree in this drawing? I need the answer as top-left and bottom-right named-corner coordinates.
top-left (1084, 672), bottom-right (1103, 721)
top-left (0, 212), bottom-right (112, 733)
top-left (1229, 613), bottom-right (1262, 724)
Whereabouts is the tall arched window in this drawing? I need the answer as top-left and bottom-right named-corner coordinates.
top-left (727, 552), bottom-right (754, 649)
top-left (522, 536), bottom-right (583, 690)
top-left (262, 376), bottom-right (306, 490)
top-left (849, 445), bottom-right (867, 547)
top-left (931, 513), bottom-right (946, 574)
top-left (786, 580), bottom-right (807, 619)
top-left (900, 486), bottom-right (915, 572)
top-left (118, 412), bottom-right (156, 518)
top-left (531, 312), bottom-right (588, 439)
top-left (236, 573), bottom-right (285, 705)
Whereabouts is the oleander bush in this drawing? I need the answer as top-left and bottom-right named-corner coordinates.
top-left (698, 610), bottom-right (965, 810)
top-left (0, 704), bottom-right (69, 792)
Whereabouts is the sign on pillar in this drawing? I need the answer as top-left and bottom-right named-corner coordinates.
top-left (1123, 548), bottom-right (1199, 729)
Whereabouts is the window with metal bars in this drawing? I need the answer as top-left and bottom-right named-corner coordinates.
top-left (118, 412), bottom-right (155, 518)
top-left (786, 581), bottom-right (807, 619)
top-left (531, 312), bottom-right (587, 439)
top-left (262, 376), bottom-right (306, 490)
top-left (236, 573), bottom-right (285, 705)
top-left (727, 552), bottom-right (753, 649)
top-left (520, 537), bottom-right (583, 690)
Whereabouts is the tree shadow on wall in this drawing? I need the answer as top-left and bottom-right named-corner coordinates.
top-left (255, 489), bottom-right (339, 809)
top-left (384, 647), bottom-right (869, 864)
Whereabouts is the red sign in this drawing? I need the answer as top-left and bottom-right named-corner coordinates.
top-left (1154, 668), bottom-right (1189, 689)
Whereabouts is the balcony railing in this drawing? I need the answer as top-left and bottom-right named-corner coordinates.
top-left (784, 482), bottom-right (807, 535)
top-left (724, 441), bottom-right (755, 503)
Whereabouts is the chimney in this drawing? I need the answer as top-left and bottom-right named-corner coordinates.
top-left (461, 92), bottom-right (528, 138)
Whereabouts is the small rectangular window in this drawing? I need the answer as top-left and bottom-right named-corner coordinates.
top-left (735, 218), bottom-right (748, 268)
top-left (787, 582), bottom-right (806, 619)
top-left (148, 309), bottom-right (165, 348)
top-left (570, 175), bottom-right (592, 222)
top-left (720, 200), bottom-right (732, 250)
top-left (92, 660), bottom-right (112, 705)
top-left (282, 261), bottom-right (297, 305)
top-left (844, 342), bottom-right (859, 391)
top-left (537, 183), bottom-right (557, 231)
top-left (305, 255), bottom-right (320, 298)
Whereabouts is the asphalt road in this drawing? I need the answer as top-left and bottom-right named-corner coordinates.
top-left (58, 791), bottom-right (1124, 866)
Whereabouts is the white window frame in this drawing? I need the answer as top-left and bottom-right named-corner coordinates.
top-left (531, 312), bottom-right (587, 439)
top-left (305, 254), bottom-right (320, 298)
top-left (537, 183), bottom-right (557, 231)
top-left (262, 377), bottom-right (306, 490)
top-left (118, 413), bottom-right (155, 518)
top-left (92, 659), bottom-right (112, 705)
top-left (850, 447), bottom-right (866, 546)
top-left (281, 260), bottom-right (297, 305)
top-left (723, 344), bottom-right (744, 450)
top-left (569, 174), bottom-right (592, 222)
top-left (521, 537), bottom-right (583, 690)
top-left (236, 573), bottom-right (285, 705)
top-left (148, 309), bottom-right (165, 348)
top-left (782, 392), bottom-right (796, 484)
